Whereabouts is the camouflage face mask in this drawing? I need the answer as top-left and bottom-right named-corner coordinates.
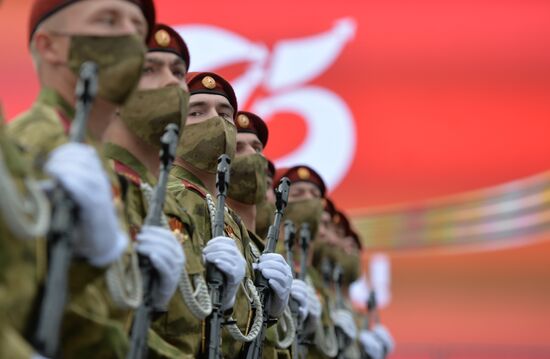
top-left (311, 240), bottom-right (337, 269)
top-left (227, 153), bottom-right (267, 205)
top-left (283, 198), bottom-right (324, 239)
top-left (120, 86), bottom-right (189, 148)
top-left (66, 34), bottom-right (146, 105)
top-left (337, 250), bottom-right (361, 285)
top-left (177, 116), bottom-right (237, 173)
top-left (255, 200), bottom-right (276, 239)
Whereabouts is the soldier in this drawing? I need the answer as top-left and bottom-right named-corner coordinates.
top-left (317, 207), bottom-right (360, 359)
top-left (334, 215), bottom-right (395, 359)
top-left (0, 103), bottom-right (51, 358)
top-left (103, 23), bottom-right (206, 357)
top-left (166, 72), bottom-right (292, 357)
top-left (274, 165), bottom-right (335, 358)
top-left (226, 112), bottom-right (308, 358)
top-left (8, 0), bottom-right (184, 356)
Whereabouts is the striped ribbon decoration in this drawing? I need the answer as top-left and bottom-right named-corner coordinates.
top-left (351, 171), bottom-right (550, 251)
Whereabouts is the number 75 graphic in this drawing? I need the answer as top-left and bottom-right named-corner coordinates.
top-left (176, 18), bottom-right (358, 191)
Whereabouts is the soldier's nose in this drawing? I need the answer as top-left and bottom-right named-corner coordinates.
top-left (164, 75), bottom-right (180, 88)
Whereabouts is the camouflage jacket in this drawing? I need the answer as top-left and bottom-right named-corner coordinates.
top-left (7, 88), bottom-right (137, 358)
top-left (166, 164), bottom-right (259, 358)
top-left (0, 109), bottom-right (36, 358)
top-left (104, 142), bottom-right (205, 358)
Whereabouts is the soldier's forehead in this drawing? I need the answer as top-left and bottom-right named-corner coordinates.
top-left (145, 51), bottom-right (184, 65)
top-left (53, 0), bottom-right (145, 24)
top-left (189, 93), bottom-right (231, 107)
top-left (292, 181), bottom-right (321, 192)
top-left (236, 132), bottom-right (261, 143)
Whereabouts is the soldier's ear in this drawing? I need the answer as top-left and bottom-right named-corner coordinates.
top-left (33, 31), bottom-right (69, 67)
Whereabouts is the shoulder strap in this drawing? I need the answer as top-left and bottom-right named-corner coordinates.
top-left (55, 109), bottom-right (71, 135)
top-left (114, 160), bottom-right (142, 186)
top-left (180, 178), bottom-right (208, 199)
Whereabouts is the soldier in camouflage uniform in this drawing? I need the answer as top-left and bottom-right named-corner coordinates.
top-left (103, 23), bottom-right (208, 358)
top-left (272, 165), bottom-right (337, 358)
top-left (8, 1), bottom-right (185, 357)
top-left (0, 104), bottom-right (51, 358)
top-left (314, 203), bottom-right (361, 358)
top-left (332, 211), bottom-right (395, 359)
top-left (166, 72), bottom-right (293, 358)
top-left (226, 112), bottom-right (308, 358)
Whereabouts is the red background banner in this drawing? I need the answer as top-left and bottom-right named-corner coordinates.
top-left (1, 1), bottom-right (550, 357)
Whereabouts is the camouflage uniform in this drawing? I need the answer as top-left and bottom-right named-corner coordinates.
top-left (104, 142), bottom-right (205, 358)
top-left (0, 108), bottom-right (37, 358)
top-left (166, 164), bottom-right (259, 358)
top-left (7, 88), bottom-right (138, 357)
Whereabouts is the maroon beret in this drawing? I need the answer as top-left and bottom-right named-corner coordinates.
top-left (29, 0), bottom-right (156, 43)
top-left (148, 24), bottom-right (190, 71)
top-left (235, 111), bottom-right (268, 148)
top-left (186, 72), bottom-right (238, 117)
top-left (274, 165), bottom-right (327, 197)
top-left (349, 230), bottom-right (363, 250)
top-left (333, 210), bottom-right (350, 232)
top-left (266, 159), bottom-right (276, 178)
top-left (335, 209), bottom-right (362, 250)
top-left (322, 197), bottom-right (337, 218)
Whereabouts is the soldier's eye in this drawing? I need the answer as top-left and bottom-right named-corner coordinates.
top-left (189, 111), bottom-right (202, 117)
top-left (96, 14), bottom-right (117, 26)
top-left (142, 66), bottom-right (154, 75)
top-left (172, 70), bottom-right (185, 79)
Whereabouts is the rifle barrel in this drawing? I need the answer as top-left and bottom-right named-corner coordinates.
top-left (205, 155), bottom-right (231, 359)
top-left (127, 124), bottom-right (179, 359)
top-left (32, 62), bottom-right (98, 357)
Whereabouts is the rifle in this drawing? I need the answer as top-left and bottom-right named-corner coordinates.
top-left (299, 224), bottom-right (310, 282)
top-left (297, 223), bottom-right (311, 358)
top-left (244, 177), bottom-right (291, 359)
top-left (284, 221), bottom-right (296, 277)
top-left (372, 291), bottom-right (381, 326)
top-left (284, 221), bottom-right (301, 359)
top-left (360, 291), bottom-right (378, 359)
top-left (333, 265), bottom-right (344, 309)
top-left (333, 265), bottom-right (348, 359)
top-left (127, 123), bottom-right (180, 359)
top-left (204, 154), bottom-right (231, 359)
top-left (31, 62), bottom-right (98, 357)
top-left (320, 257), bottom-right (333, 289)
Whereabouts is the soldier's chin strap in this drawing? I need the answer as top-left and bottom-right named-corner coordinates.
top-left (0, 150), bottom-right (50, 239)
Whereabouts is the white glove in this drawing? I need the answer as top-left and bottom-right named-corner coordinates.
top-left (290, 279), bottom-right (309, 322)
top-left (45, 143), bottom-right (127, 267)
top-left (136, 225), bottom-right (185, 311)
top-left (372, 324), bottom-right (395, 354)
top-left (331, 309), bottom-right (357, 340)
top-left (359, 330), bottom-right (385, 359)
top-left (306, 284), bottom-right (322, 320)
top-left (255, 253), bottom-right (293, 317)
top-left (203, 236), bottom-right (246, 311)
